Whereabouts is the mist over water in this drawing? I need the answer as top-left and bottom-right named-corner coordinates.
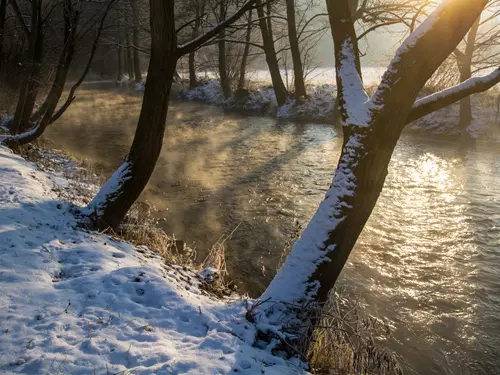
top-left (45, 85), bottom-right (500, 375)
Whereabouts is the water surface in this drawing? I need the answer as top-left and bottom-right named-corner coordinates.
top-left (45, 85), bottom-right (500, 375)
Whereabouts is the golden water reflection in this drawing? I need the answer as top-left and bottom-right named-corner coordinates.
top-left (44, 85), bottom-right (500, 375)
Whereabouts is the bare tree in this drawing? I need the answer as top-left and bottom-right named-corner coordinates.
top-left (0, 0), bottom-right (115, 146)
top-left (86, 0), bottom-right (257, 230)
top-left (256, 0), bottom-right (287, 105)
top-left (452, 0), bottom-right (500, 129)
top-left (9, 0), bottom-right (42, 134)
top-left (251, 0), bottom-right (500, 349)
top-left (285, 0), bottom-right (306, 100)
top-left (188, 0), bottom-right (206, 88)
top-left (237, 7), bottom-right (253, 90)
top-left (217, 0), bottom-right (232, 97)
top-left (130, 0), bottom-right (143, 83)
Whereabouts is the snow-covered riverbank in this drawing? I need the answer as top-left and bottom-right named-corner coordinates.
top-left (177, 79), bottom-right (499, 139)
top-left (0, 145), bottom-right (307, 374)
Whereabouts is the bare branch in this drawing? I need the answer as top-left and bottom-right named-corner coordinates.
top-left (177, 0), bottom-right (257, 57)
top-left (407, 67), bottom-right (500, 124)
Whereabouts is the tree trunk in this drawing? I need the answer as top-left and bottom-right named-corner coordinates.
top-left (10, 0), bottom-right (42, 134)
top-left (0, 0), bottom-right (6, 70)
top-left (458, 68), bottom-right (473, 129)
top-left (256, 0), bottom-right (287, 106)
top-left (125, 13), bottom-right (135, 81)
top-left (30, 1), bottom-right (77, 124)
top-left (237, 8), bottom-right (252, 90)
top-left (457, 16), bottom-right (480, 131)
top-left (189, 0), bottom-right (205, 89)
top-left (117, 43), bottom-right (123, 81)
top-left (2, 3), bottom-right (78, 147)
top-left (87, 0), bottom-right (177, 230)
top-left (254, 0), bottom-right (488, 340)
top-left (130, 0), bottom-right (142, 83)
top-left (218, 1), bottom-right (231, 97)
top-left (285, 0), bottom-right (306, 100)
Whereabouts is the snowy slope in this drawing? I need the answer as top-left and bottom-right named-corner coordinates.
top-left (0, 146), bottom-right (306, 375)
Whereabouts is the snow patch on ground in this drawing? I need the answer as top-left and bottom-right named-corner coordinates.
top-left (0, 146), bottom-right (307, 374)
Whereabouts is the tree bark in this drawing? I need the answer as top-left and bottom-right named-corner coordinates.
top-left (237, 8), bottom-right (252, 90)
top-left (130, 0), bottom-right (142, 83)
top-left (2, 3), bottom-right (78, 147)
top-left (285, 0), bottom-right (306, 99)
top-left (30, 1), bottom-right (78, 124)
top-left (189, 0), bottom-right (205, 89)
top-left (254, 0), bottom-right (489, 339)
top-left (218, 0), bottom-right (231, 97)
top-left (117, 41), bottom-right (123, 81)
top-left (87, 0), bottom-right (177, 230)
top-left (10, 0), bottom-right (42, 135)
top-left (255, 0), bottom-right (287, 106)
top-left (0, 0), bottom-right (6, 70)
top-left (125, 12), bottom-right (135, 81)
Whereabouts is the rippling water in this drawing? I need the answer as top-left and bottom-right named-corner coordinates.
top-left (45, 85), bottom-right (500, 375)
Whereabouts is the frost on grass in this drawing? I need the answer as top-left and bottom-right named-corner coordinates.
top-left (0, 145), bottom-right (308, 374)
top-left (256, 133), bottom-right (364, 320)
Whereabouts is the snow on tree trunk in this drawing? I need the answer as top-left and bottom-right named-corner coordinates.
top-left (253, 0), bottom-right (489, 336)
top-left (87, 0), bottom-right (177, 230)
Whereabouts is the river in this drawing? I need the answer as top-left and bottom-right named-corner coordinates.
top-left (44, 84), bottom-right (500, 375)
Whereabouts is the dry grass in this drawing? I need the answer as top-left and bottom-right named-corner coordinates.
top-left (22, 144), bottom-right (401, 373)
top-left (307, 289), bottom-right (402, 375)
top-left (118, 202), bottom-right (197, 266)
top-left (275, 224), bottom-right (401, 375)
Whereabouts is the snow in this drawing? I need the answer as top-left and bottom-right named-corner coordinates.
top-left (371, 1), bottom-right (449, 106)
top-left (412, 68), bottom-right (500, 110)
top-left (87, 160), bottom-right (132, 216)
top-left (0, 124), bottom-right (39, 145)
top-left (336, 40), bottom-right (371, 126)
top-left (255, 133), bottom-right (363, 320)
top-left (0, 146), bottom-right (308, 374)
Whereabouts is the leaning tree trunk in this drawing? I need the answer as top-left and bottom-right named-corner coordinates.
top-left (253, 0), bottom-right (489, 340)
top-left (87, 0), bottom-right (177, 230)
top-left (218, 1), bottom-right (231, 97)
top-left (20, 23), bottom-right (44, 132)
top-left (256, 0), bottom-right (287, 106)
top-left (237, 8), bottom-right (252, 90)
top-left (285, 0), bottom-right (306, 100)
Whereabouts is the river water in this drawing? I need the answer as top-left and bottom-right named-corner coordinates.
top-left (44, 85), bottom-right (500, 375)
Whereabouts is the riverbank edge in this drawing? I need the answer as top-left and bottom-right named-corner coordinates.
top-left (0, 142), bottom-right (403, 374)
top-left (0, 143), bottom-right (313, 374)
top-left (169, 79), bottom-right (499, 140)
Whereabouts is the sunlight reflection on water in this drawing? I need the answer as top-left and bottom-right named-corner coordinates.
top-left (45, 86), bottom-right (500, 375)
